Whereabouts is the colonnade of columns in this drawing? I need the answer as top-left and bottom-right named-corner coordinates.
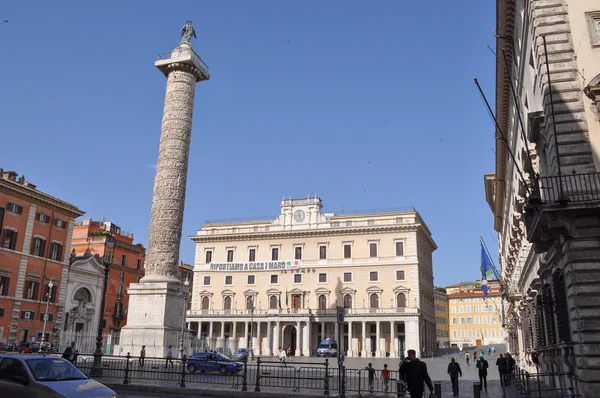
top-left (189, 318), bottom-right (420, 358)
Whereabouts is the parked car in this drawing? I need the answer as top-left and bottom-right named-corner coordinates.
top-left (0, 353), bottom-right (117, 397)
top-left (187, 351), bottom-right (243, 374)
top-left (0, 343), bottom-right (8, 352)
top-left (316, 338), bottom-right (338, 357)
top-left (233, 348), bottom-right (249, 361)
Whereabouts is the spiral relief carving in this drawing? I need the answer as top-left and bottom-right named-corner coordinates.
top-left (144, 68), bottom-right (197, 281)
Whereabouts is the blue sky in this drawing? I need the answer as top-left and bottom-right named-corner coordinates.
top-left (1, 1), bottom-right (497, 287)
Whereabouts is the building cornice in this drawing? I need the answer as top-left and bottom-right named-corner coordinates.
top-left (190, 224), bottom-right (424, 243)
top-left (0, 179), bottom-right (84, 218)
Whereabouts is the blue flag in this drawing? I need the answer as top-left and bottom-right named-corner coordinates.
top-left (480, 243), bottom-right (494, 296)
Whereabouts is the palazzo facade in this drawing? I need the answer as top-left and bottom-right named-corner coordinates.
top-left (187, 196), bottom-right (437, 358)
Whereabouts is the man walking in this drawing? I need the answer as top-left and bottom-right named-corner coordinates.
top-left (62, 341), bottom-right (78, 364)
top-left (447, 358), bottom-right (463, 397)
top-left (476, 354), bottom-right (489, 391)
top-left (465, 351), bottom-right (470, 366)
top-left (496, 353), bottom-right (508, 386)
top-left (165, 345), bottom-right (174, 368)
top-left (139, 345), bottom-right (146, 367)
top-left (399, 349), bottom-right (434, 398)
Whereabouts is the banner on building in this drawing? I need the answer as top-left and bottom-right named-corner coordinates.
top-left (208, 260), bottom-right (301, 272)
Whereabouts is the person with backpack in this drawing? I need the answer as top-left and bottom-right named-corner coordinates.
top-left (399, 349), bottom-right (434, 398)
top-left (447, 357), bottom-right (463, 397)
top-left (476, 354), bottom-right (489, 391)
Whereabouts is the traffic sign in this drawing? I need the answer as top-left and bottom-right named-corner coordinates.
top-left (336, 306), bottom-right (344, 324)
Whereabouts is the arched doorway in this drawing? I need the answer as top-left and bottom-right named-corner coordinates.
top-left (281, 324), bottom-right (298, 355)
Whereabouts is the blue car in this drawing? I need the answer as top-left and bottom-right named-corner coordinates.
top-left (187, 351), bottom-right (243, 374)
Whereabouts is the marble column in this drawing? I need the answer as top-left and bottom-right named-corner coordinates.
top-left (295, 321), bottom-right (301, 357)
top-left (274, 322), bottom-right (280, 352)
top-left (244, 321), bottom-right (249, 349)
top-left (302, 322), bottom-right (311, 356)
top-left (376, 321), bottom-right (381, 357)
top-left (347, 322), bottom-right (353, 357)
top-left (256, 322), bottom-right (262, 356)
top-left (321, 322), bottom-right (326, 340)
top-left (266, 321), bottom-right (272, 356)
top-left (390, 321), bottom-right (397, 358)
top-left (361, 321), bottom-right (367, 357)
top-left (209, 321), bottom-right (214, 348)
top-left (405, 319), bottom-right (420, 356)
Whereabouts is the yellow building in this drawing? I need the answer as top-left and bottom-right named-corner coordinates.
top-left (187, 196), bottom-right (438, 358)
top-left (447, 280), bottom-right (504, 347)
top-left (434, 289), bottom-right (449, 348)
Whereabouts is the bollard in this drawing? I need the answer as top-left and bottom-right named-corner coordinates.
top-left (324, 358), bottom-right (330, 396)
top-left (254, 357), bottom-right (261, 392)
top-left (434, 381), bottom-right (442, 398)
top-left (340, 366), bottom-right (346, 398)
top-left (473, 381), bottom-right (481, 398)
top-left (123, 352), bottom-right (131, 385)
top-left (179, 355), bottom-right (187, 388)
top-left (396, 380), bottom-right (406, 397)
top-left (241, 358), bottom-right (248, 392)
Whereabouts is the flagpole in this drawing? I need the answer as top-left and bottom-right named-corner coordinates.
top-left (480, 236), bottom-right (502, 280)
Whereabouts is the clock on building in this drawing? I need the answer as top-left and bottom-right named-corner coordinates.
top-left (294, 210), bottom-right (305, 221)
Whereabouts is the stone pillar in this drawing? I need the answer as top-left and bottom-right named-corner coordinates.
top-left (209, 321), bottom-right (214, 348)
top-left (274, 322), bottom-right (280, 352)
top-left (375, 321), bottom-right (381, 357)
top-left (117, 35), bottom-right (210, 358)
top-left (266, 321), bottom-right (272, 356)
top-left (295, 321), bottom-right (301, 357)
top-left (255, 322), bottom-right (261, 356)
top-left (302, 322), bottom-right (311, 356)
top-left (321, 322), bottom-right (326, 340)
top-left (405, 319), bottom-right (420, 356)
top-left (244, 321), bottom-right (249, 349)
top-left (391, 321), bottom-right (398, 358)
top-left (361, 321), bottom-right (367, 357)
top-left (347, 322), bottom-right (353, 357)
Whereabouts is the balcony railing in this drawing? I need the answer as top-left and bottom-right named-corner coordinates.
top-left (537, 171), bottom-right (600, 204)
top-left (187, 306), bottom-right (418, 317)
top-left (158, 47), bottom-right (209, 76)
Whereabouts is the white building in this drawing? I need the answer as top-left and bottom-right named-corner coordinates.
top-left (187, 196), bottom-right (437, 358)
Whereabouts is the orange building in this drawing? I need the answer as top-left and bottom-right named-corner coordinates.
top-left (0, 169), bottom-right (84, 345)
top-left (71, 219), bottom-right (145, 334)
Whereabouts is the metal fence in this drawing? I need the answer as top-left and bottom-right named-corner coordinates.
top-left (501, 367), bottom-right (580, 398)
top-left (538, 171), bottom-right (600, 203)
top-left (75, 353), bottom-right (408, 397)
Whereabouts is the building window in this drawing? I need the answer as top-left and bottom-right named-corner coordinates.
top-left (269, 295), bottom-right (278, 309)
top-left (294, 274), bottom-right (302, 284)
top-left (24, 281), bottom-right (39, 300)
top-left (343, 244), bottom-right (352, 259)
top-left (54, 219), bottom-right (66, 229)
top-left (585, 11), bottom-right (600, 47)
top-left (369, 293), bottom-right (379, 309)
top-left (331, 221), bottom-right (340, 227)
top-left (119, 272), bottom-right (125, 283)
top-left (248, 248), bottom-right (256, 262)
top-left (396, 270), bottom-right (405, 281)
top-left (117, 285), bottom-right (124, 300)
top-left (201, 297), bottom-right (210, 310)
top-left (369, 271), bottom-right (379, 282)
top-left (247, 275), bottom-right (255, 285)
top-left (452, 318), bottom-right (457, 325)
top-left (343, 272), bottom-right (352, 283)
top-left (246, 296), bottom-right (254, 310)
top-left (203, 276), bottom-right (211, 286)
top-left (225, 275), bottom-right (233, 285)
top-left (270, 274), bottom-right (278, 284)
top-left (294, 246), bottom-right (302, 260)
top-left (49, 242), bottom-right (63, 261)
top-left (227, 249), bottom-right (234, 262)
top-left (318, 273), bottom-right (327, 283)
top-left (397, 293), bottom-right (407, 308)
top-left (271, 247), bottom-right (279, 261)
top-left (223, 296), bottom-right (232, 310)
top-left (319, 245), bottom-right (327, 260)
top-left (205, 250), bottom-right (212, 264)
top-left (30, 237), bottom-right (46, 257)
top-left (7, 202), bottom-right (23, 215)
top-left (21, 310), bottom-right (34, 320)
top-left (345, 221), bottom-right (353, 227)
top-left (369, 243), bottom-right (377, 258)
top-left (318, 294), bottom-right (327, 310)
top-left (136, 259), bottom-right (141, 270)
top-left (36, 213), bottom-right (50, 223)
top-left (395, 241), bottom-right (404, 256)
top-left (120, 255), bottom-right (126, 267)
top-left (343, 294), bottom-right (352, 309)
top-left (367, 219), bottom-right (375, 226)
top-left (292, 294), bottom-right (301, 309)
top-left (0, 276), bottom-right (10, 296)
top-left (2, 229), bottom-right (18, 250)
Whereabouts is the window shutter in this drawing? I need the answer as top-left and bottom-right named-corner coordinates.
top-left (17, 205), bottom-right (23, 215)
top-left (0, 307), bottom-right (4, 317)
top-left (11, 231), bottom-right (18, 250)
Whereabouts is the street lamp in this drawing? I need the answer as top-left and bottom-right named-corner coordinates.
top-left (41, 279), bottom-right (54, 344)
top-left (249, 296), bottom-right (255, 361)
top-left (90, 236), bottom-right (115, 378)
top-left (178, 276), bottom-right (190, 359)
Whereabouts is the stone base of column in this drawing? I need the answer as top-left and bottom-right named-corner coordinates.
top-left (360, 351), bottom-right (367, 357)
top-left (116, 281), bottom-right (187, 358)
top-left (302, 348), bottom-right (310, 356)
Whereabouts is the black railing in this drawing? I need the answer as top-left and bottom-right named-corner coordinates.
top-left (502, 367), bottom-right (580, 398)
top-left (537, 171), bottom-right (600, 204)
top-left (74, 353), bottom-right (407, 396)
